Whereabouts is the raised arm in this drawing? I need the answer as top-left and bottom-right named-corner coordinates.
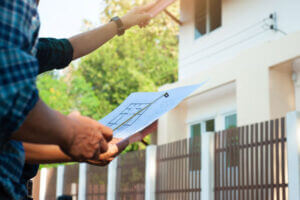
top-left (69, 3), bottom-right (155, 59)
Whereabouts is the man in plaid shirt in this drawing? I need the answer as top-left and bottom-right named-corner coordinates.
top-left (0, 0), bottom-right (155, 199)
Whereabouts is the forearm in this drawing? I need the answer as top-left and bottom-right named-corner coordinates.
top-left (24, 143), bottom-right (72, 164)
top-left (69, 21), bottom-right (118, 59)
top-left (11, 99), bottom-right (72, 147)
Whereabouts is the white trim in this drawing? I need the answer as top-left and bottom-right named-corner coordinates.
top-left (220, 109), bottom-right (236, 117)
top-left (187, 110), bottom-right (237, 135)
top-left (186, 113), bottom-right (217, 126)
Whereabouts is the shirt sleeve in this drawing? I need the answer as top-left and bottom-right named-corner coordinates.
top-left (37, 38), bottom-right (74, 74)
top-left (0, 48), bottom-right (39, 144)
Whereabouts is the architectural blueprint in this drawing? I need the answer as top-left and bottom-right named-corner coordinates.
top-left (99, 82), bottom-right (206, 141)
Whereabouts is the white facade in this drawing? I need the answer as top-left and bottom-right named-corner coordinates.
top-left (179, 0), bottom-right (300, 79)
top-left (157, 0), bottom-right (300, 145)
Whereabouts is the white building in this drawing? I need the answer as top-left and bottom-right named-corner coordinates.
top-left (157, 0), bottom-right (300, 145)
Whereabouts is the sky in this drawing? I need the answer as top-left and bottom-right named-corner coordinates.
top-left (38, 0), bottom-right (105, 38)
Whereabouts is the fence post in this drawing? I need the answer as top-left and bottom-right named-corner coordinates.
top-left (201, 131), bottom-right (215, 200)
top-left (286, 111), bottom-right (300, 200)
top-left (56, 165), bottom-right (65, 198)
top-left (107, 158), bottom-right (118, 200)
top-left (145, 145), bottom-right (157, 200)
top-left (39, 168), bottom-right (47, 200)
top-left (78, 163), bottom-right (87, 200)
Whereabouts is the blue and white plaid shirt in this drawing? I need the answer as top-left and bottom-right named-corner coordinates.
top-left (0, 0), bottom-right (40, 199)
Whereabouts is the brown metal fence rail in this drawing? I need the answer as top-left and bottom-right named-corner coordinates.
top-left (214, 118), bottom-right (288, 200)
top-left (156, 136), bottom-right (201, 200)
top-left (116, 150), bottom-right (146, 200)
top-left (44, 167), bottom-right (57, 200)
top-left (86, 164), bottom-right (108, 200)
top-left (63, 164), bottom-right (79, 198)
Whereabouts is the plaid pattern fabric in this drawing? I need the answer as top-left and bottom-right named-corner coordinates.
top-left (0, 0), bottom-right (40, 199)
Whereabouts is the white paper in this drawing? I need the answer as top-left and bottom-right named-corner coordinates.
top-left (99, 82), bottom-right (206, 140)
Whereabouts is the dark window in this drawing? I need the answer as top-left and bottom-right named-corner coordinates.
top-left (195, 0), bottom-right (222, 39)
top-left (205, 119), bottom-right (215, 132)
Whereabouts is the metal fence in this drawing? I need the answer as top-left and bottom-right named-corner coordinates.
top-left (63, 164), bottom-right (79, 199)
top-left (116, 150), bottom-right (146, 200)
top-left (156, 136), bottom-right (201, 200)
top-left (86, 165), bottom-right (108, 200)
top-left (35, 116), bottom-right (294, 200)
top-left (214, 118), bottom-right (288, 200)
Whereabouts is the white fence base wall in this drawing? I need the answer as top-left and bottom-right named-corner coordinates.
top-left (107, 158), bottom-right (118, 200)
top-left (78, 163), bottom-right (87, 200)
top-left (39, 168), bottom-right (47, 200)
top-left (145, 145), bottom-right (157, 200)
top-left (56, 165), bottom-right (65, 198)
top-left (286, 111), bottom-right (300, 200)
top-left (201, 132), bottom-right (215, 200)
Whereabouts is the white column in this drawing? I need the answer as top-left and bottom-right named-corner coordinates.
top-left (56, 165), bottom-right (65, 198)
top-left (201, 131), bottom-right (215, 200)
top-left (78, 163), bottom-right (87, 200)
top-left (107, 158), bottom-right (118, 200)
top-left (145, 145), bottom-right (157, 200)
top-left (39, 168), bottom-right (48, 200)
top-left (286, 111), bottom-right (300, 200)
top-left (215, 114), bottom-right (225, 132)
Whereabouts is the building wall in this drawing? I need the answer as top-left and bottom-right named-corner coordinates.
top-left (158, 31), bottom-right (300, 145)
top-left (185, 82), bottom-right (236, 131)
top-left (269, 61), bottom-right (296, 119)
top-left (179, 0), bottom-right (300, 79)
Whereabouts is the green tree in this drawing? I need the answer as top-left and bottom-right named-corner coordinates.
top-left (37, 73), bottom-right (72, 115)
top-left (78, 0), bottom-right (179, 152)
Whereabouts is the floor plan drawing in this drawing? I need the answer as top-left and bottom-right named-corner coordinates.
top-left (108, 103), bottom-right (150, 131)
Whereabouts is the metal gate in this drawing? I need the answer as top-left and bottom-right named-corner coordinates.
top-left (214, 118), bottom-right (288, 200)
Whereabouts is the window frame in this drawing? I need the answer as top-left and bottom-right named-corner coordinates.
top-left (188, 117), bottom-right (215, 172)
top-left (194, 0), bottom-right (222, 40)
